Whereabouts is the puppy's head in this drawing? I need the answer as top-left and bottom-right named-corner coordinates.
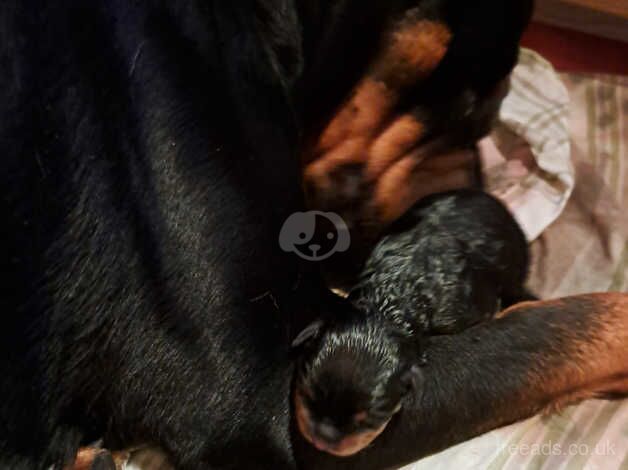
top-left (293, 319), bottom-right (422, 457)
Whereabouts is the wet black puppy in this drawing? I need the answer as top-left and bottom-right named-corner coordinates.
top-left (293, 190), bottom-right (532, 457)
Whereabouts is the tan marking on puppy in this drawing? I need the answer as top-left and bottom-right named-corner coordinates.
top-left (295, 389), bottom-right (317, 449)
top-left (327, 422), bottom-right (389, 457)
top-left (367, 115), bottom-right (425, 180)
top-left (295, 390), bottom-right (390, 457)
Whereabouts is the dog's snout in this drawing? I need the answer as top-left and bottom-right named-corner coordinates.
top-left (309, 244), bottom-right (321, 254)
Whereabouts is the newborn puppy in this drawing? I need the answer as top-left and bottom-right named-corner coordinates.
top-left (293, 189), bottom-right (532, 457)
top-left (356, 189), bottom-right (533, 335)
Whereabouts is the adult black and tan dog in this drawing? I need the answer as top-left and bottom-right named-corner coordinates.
top-left (4, 1), bottom-right (627, 470)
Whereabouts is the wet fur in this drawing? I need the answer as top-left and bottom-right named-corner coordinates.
top-left (353, 189), bottom-right (532, 336)
top-left (295, 190), bottom-right (531, 454)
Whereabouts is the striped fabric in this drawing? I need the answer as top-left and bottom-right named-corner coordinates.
top-left (527, 71), bottom-right (628, 297)
top-left (409, 400), bottom-right (628, 470)
top-left (482, 48), bottom-right (575, 243)
top-left (404, 50), bottom-right (628, 470)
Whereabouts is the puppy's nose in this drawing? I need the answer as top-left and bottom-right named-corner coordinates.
top-left (309, 244), bottom-right (321, 254)
top-left (316, 422), bottom-right (340, 443)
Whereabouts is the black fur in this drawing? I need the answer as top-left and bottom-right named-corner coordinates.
top-left (295, 294), bottom-right (628, 470)
top-left (0, 1), bottom-right (533, 469)
top-left (2, 2), bottom-right (311, 468)
top-left (294, 190), bottom-right (531, 453)
top-left (354, 189), bottom-right (532, 335)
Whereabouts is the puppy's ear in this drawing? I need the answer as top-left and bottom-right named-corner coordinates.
top-left (401, 365), bottom-right (424, 392)
top-left (292, 320), bottom-right (325, 349)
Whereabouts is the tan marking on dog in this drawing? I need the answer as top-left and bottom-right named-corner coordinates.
top-left (462, 294), bottom-right (628, 440)
top-left (543, 375), bottom-right (628, 416)
top-left (374, 149), bottom-right (475, 224)
top-left (316, 79), bottom-right (396, 155)
top-left (373, 20), bottom-right (452, 88)
top-left (373, 155), bottom-right (421, 223)
top-left (302, 19), bottom-right (457, 232)
top-left (305, 137), bottom-right (369, 192)
top-left (496, 300), bottom-right (545, 319)
top-left (309, 20), bottom-right (450, 163)
top-left (367, 115), bottom-right (425, 180)
top-left (513, 294), bottom-right (628, 414)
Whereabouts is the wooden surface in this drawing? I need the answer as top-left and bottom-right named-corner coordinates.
top-left (534, 0), bottom-right (628, 42)
top-left (522, 23), bottom-right (628, 75)
top-left (561, 0), bottom-right (628, 18)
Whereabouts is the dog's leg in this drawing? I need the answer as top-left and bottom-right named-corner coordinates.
top-left (297, 293), bottom-right (628, 469)
top-left (502, 287), bottom-right (539, 308)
